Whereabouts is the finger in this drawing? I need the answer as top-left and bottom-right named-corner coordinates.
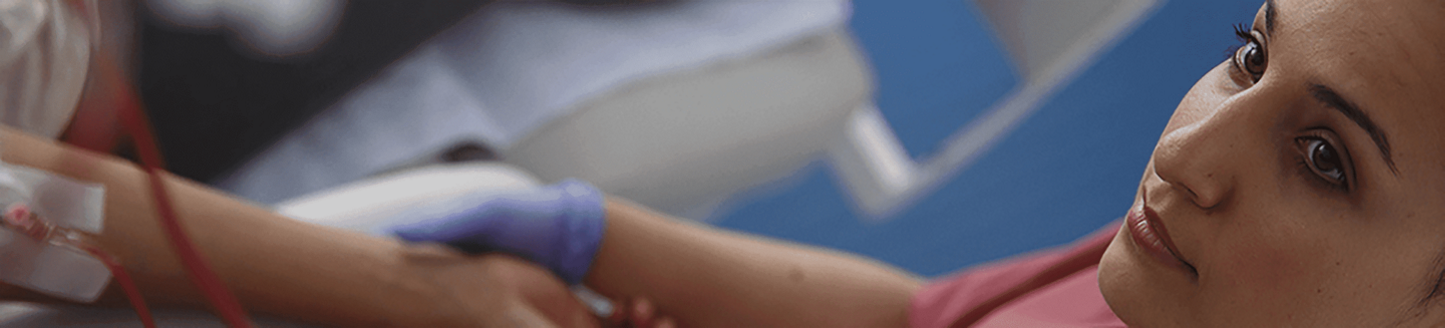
top-left (654, 317), bottom-right (677, 328)
top-left (564, 303), bottom-right (602, 328)
top-left (631, 298), bottom-right (654, 328)
top-left (528, 285), bottom-right (600, 328)
top-left (534, 285), bottom-right (602, 328)
top-left (492, 303), bottom-right (562, 328)
top-left (526, 290), bottom-right (600, 328)
top-left (492, 255), bottom-right (601, 328)
top-left (605, 299), bottom-right (628, 326)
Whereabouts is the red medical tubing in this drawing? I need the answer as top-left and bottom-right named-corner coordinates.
top-left (61, 53), bottom-right (254, 327)
top-left (46, 1), bottom-right (251, 325)
top-left (81, 244), bottom-right (157, 328)
top-left (2, 202), bottom-right (156, 328)
top-left (113, 69), bottom-right (256, 327)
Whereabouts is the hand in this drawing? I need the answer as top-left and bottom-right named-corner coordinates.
top-left (413, 249), bottom-right (678, 328)
top-left (389, 179), bottom-right (607, 285)
top-left (406, 249), bottom-right (600, 328)
top-left (605, 297), bottom-right (678, 328)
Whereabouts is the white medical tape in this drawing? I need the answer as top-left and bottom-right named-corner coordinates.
top-left (0, 161), bottom-right (109, 303)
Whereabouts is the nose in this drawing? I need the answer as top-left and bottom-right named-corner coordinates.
top-left (1151, 110), bottom-right (1241, 210)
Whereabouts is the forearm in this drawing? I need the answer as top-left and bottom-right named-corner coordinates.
top-left (0, 128), bottom-right (468, 326)
top-left (584, 198), bottom-right (923, 327)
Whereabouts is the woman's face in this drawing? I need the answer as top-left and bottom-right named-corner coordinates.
top-left (1097, 0), bottom-right (1445, 326)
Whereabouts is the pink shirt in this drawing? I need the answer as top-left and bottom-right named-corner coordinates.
top-left (910, 224), bottom-right (1125, 328)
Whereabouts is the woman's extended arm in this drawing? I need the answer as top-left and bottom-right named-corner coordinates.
top-left (584, 198), bottom-right (924, 327)
top-left (0, 127), bottom-right (597, 327)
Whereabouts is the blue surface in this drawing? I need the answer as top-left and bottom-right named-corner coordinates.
top-left (713, 0), bottom-right (1267, 277)
top-left (848, 0), bottom-right (1017, 159)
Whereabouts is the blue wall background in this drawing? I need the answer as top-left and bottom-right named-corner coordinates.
top-left (712, 0), bottom-right (1266, 277)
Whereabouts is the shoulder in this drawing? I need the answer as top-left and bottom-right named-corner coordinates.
top-left (910, 222), bottom-right (1121, 328)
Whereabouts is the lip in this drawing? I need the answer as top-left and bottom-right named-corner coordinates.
top-left (1126, 202), bottom-right (1195, 274)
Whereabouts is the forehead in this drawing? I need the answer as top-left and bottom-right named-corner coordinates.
top-left (1278, 0), bottom-right (1445, 78)
top-left (1272, 0), bottom-right (1445, 172)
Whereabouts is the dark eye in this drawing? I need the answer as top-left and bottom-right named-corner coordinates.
top-left (1301, 138), bottom-right (1346, 186)
top-left (1232, 26), bottom-right (1267, 82)
top-left (1236, 42), bottom-right (1267, 80)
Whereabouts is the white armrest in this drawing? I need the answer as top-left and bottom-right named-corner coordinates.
top-left (504, 29), bottom-right (870, 219)
top-left (275, 162), bottom-right (538, 233)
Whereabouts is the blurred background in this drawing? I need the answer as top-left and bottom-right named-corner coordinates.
top-left (133, 0), bottom-right (1266, 278)
top-left (0, 0), bottom-right (1287, 325)
top-left (716, 0), bottom-right (1263, 276)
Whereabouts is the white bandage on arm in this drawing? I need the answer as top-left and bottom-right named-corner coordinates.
top-left (0, 160), bottom-right (109, 303)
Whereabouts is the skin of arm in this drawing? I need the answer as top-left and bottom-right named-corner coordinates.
top-left (0, 127), bottom-right (597, 327)
top-left (585, 198), bottom-right (925, 328)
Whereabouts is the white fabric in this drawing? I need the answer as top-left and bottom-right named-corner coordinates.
top-left (220, 0), bottom-right (851, 204)
top-left (146, 0), bottom-right (344, 57)
top-left (0, 0), bottom-right (92, 138)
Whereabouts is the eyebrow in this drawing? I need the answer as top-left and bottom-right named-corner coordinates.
top-left (1264, 0), bottom-right (1278, 36)
top-left (1309, 84), bottom-right (1398, 175)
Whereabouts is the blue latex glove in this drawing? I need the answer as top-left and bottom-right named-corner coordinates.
top-left (388, 179), bottom-right (606, 285)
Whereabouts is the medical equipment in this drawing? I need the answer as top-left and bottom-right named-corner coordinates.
top-left (0, 159), bottom-right (109, 302)
top-left (49, 41), bottom-right (255, 326)
top-left (0, 0), bottom-right (259, 325)
top-left (390, 179), bottom-right (607, 285)
top-left (0, 146), bottom-right (159, 327)
top-left (0, 1), bottom-right (164, 325)
top-left (113, 61), bottom-right (255, 327)
top-left (218, 0), bottom-right (864, 219)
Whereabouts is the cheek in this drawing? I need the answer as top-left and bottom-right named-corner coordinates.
top-left (1196, 223), bottom-right (1354, 325)
top-left (1198, 207), bottom-right (1429, 323)
top-left (1210, 234), bottom-right (1320, 298)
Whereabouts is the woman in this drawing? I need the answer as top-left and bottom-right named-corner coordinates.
top-left (395, 0), bottom-right (1445, 326)
top-left (0, 0), bottom-right (601, 326)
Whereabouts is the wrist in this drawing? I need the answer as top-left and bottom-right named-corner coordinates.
top-left (387, 245), bottom-right (572, 327)
top-left (378, 243), bottom-right (478, 327)
top-left (551, 179), bottom-right (607, 284)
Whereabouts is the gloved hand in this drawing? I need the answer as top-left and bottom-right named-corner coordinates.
top-left (388, 179), bottom-right (606, 285)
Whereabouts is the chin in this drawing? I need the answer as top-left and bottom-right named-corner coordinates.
top-left (1098, 226), bottom-right (1185, 327)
